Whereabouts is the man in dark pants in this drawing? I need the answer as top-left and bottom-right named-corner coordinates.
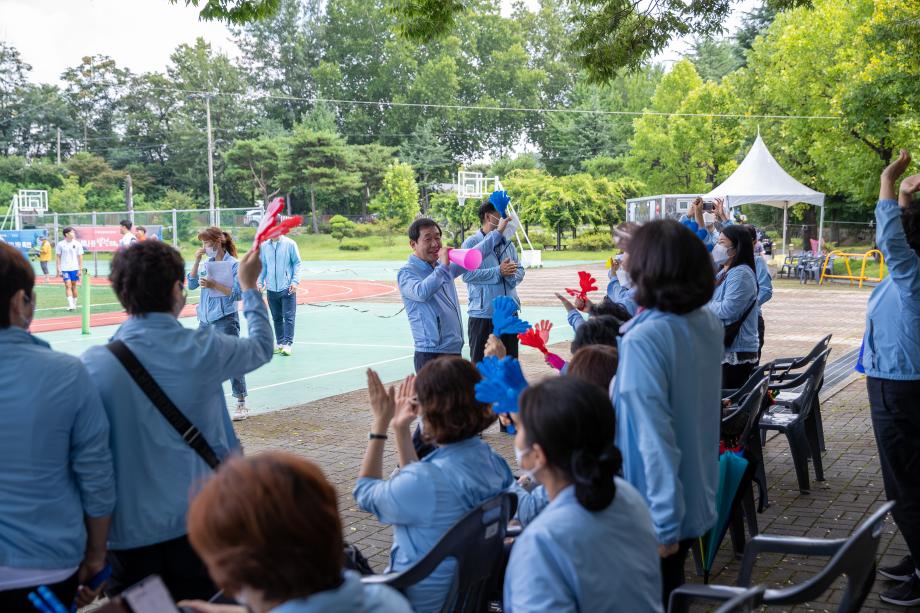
top-left (258, 234), bottom-right (302, 356)
top-left (397, 216), bottom-right (509, 458)
top-left (462, 200), bottom-right (526, 364)
top-left (861, 149), bottom-right (920, 607)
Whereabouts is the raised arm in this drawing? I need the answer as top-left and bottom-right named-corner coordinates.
top-left (877, 149), bottom-right (920, 306)
top-left (398, 263), bottom-right (452, 302)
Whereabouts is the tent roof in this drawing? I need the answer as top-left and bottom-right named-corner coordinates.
top-left (704, 134), bottom-right (825, 208)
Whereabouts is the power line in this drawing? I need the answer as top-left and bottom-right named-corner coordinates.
top-left (145, 87), bottom-right (846, 122)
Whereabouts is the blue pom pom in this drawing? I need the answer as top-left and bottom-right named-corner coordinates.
top-left (707, 243), bottom-right (715, 252)
top-left (686, 220), bottom-right (699, 232)
top-left (492, 296), bottom-right (531, 336)
top-left (696, 228), bottom-right (709, 241)
top-left (488, 190), bottom-right (511, 217)
top-left (475, 357), bottom-right (529, 414)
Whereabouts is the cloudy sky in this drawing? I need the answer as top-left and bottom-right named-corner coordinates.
top-left (0, 0), bottom-right (759, 85)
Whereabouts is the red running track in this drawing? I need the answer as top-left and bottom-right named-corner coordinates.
top-left (30, 280), bottom-right (397, 333)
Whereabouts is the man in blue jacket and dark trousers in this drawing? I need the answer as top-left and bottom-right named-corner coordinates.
top-left (462, 200), bottom-right (525, 363)
top-left (398, 215), bottom-right (508, 457)
top-left (258, 234), bottom-right (302, 356)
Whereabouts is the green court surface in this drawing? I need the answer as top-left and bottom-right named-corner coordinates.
top-left (35, 302), bottom-right (576, 416)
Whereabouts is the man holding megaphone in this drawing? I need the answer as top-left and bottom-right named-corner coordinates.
top-left (398, 214), bottom-right (510, 375)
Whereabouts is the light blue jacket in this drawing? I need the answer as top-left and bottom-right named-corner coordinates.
top-left (269, 571), bottom-right (412, 613)
top-left (613, 307), bottom-right (723, 544)
top-left (80, 290), bottom-right (274, 549)
top-left (258, 236), bottom-right (302, 293)
top-left (754, 257), bottom-right (773, 306)
top-left (188, 254), bottom-right (241, 324)
top-left (461, 230), bottom-right (525, 318)
top-left (503, 481), bottom-right (663, 613)
top-left (606, 277), bottom-right (638, 316)
top-left (862, 199), bottom-right (920, 380)
top-left (0, 328), bottom-right (115, 569)
top-left (354, 437), bottom-right (514, 613)
top-left (709, 265), bottom-right (760, 355)
top-left (397, 231), bottom-right (502, 353)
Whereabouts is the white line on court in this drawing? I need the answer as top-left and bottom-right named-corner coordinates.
top-left (292, 341), bottom-right (414, 349)
top-left (227, 354), bottom-right (414, 395)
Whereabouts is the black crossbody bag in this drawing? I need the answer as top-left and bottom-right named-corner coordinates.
top-left (106, 340), bottom-right (221, 469)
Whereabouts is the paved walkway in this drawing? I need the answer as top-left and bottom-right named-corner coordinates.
top-left (227, 266), bottom-right (914, 611)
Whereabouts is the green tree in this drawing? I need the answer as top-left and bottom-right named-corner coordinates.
top-left (60, 55), bottom-right (131, 155)
top-left (0, 43), bottom-right (31, 156)
top-left (429, 191), bottom-right (478, 245)
top-left (49, 175), bottom-right (90, 213)
top-left (230, 0), bottom-right (323, 128)
top-left (329, 214), bottom-right (356, 242)
top-left (370, 162), bottom-right (419, 226)
top-left (285, 127), bottom-right (362, 232)
top-left (224, 137), bottom-right (289, 207)
top-left (687, 37), bottom-right (743, 81)
top-left (398, 119), bottom-right (452, 214)
top-left (168, 0), bottom-right (282, 24)
top-left (352, 143), bottom-right (397, 218)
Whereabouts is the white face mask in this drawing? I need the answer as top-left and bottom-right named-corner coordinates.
top-left (616, 269), bottom-right (632, 289)
top-left (514, 445), bottom-right (541, 483)
top-left (205, 245), bottom-right (217, 258)
top-left (711, 243), bottom-right (730, 267)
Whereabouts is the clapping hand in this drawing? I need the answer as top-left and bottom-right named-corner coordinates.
top-left (392, 375), bottom-right (418, 430)
top-left (367, 369), bottom-right (396, 431)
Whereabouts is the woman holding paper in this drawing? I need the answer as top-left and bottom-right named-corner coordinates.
top-left (188, 227), bottom-right (248, 421)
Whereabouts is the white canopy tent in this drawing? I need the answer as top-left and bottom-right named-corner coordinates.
top-left (704, 133), bottom-right (825, 258)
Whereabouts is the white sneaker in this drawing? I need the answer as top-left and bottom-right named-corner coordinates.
top-left (280, 345), bottom-right (293, 356)
top-left (232, 402), bottom-right (249, 421)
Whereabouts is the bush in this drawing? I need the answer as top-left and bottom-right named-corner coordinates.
top-left (330, 215), bottom-right (357, 243)
top-left (527, 228), bottom-right (553, 247)
top-left (351, 222), bottom-right (377, 237)
top-left (339, 239), bottom-right (370, 251)
top-left (569, 231), bottom-right (614, 251)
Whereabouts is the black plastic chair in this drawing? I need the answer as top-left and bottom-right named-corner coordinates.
top-left (361, 492), bottom-right (513, 613)
top-left (759, 349), bottom-right (830, 493)
top-left (713, 586), bottom-right (766, 613)
top-left (723, 370), bottom-right (773, 512)
top-left (768, 334), bottom-right (833, 452)
top-left (668, 501), bottom-right (894, 613)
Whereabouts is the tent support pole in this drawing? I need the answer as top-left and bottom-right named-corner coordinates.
top-left (782, 203), bottom-right (789, 261)
top-left (817, 204), bottom-right (825, 253)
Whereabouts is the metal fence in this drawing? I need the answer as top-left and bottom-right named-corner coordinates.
top-left (18, 207), bottom-right (261, 248)
top-left (761, 221), bottom-right (877, 250)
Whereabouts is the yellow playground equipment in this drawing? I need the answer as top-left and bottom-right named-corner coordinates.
top-left (819, 249), bottom-right (886, 288)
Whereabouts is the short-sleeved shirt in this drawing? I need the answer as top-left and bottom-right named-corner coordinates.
top-left (55, 240), bottom-right (84, 272)
top-left (120, 232), bottom-right (137, 248)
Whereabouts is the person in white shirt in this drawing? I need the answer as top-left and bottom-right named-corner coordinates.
top-left (119, 220), bottom-right (137, 249)
top-left (55, 227), bottom-right (84, 311)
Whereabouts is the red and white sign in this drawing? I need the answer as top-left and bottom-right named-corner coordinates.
top-left (73, 226), bottom-right (123, 252)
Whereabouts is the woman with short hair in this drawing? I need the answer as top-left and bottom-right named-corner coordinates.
top-left (355, 357), bottom-right (514, 613)
top-left (179, 452), bottom-right (411, 613)
top-left (504, 377), bottom-right (662, 612)
top-left (612, 219), bottom-right (723, 606)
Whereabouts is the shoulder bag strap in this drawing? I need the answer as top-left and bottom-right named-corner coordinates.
top-left (106, 340), bottom-right (221, 470)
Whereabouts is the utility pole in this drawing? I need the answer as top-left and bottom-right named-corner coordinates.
top-left (56, 128), bottom-right (61, 164)
top-left (125, 174), bottom-right (134, 222)
top-left (205, 94), bottom-right (215, 226)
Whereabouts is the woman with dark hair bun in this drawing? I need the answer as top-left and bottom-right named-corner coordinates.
top-left (504, 377), bottom-right (662, 613)
top-left (612, 219), bottom-right (722, 606)
top-left (709, 223), bottom-right (760, 389)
